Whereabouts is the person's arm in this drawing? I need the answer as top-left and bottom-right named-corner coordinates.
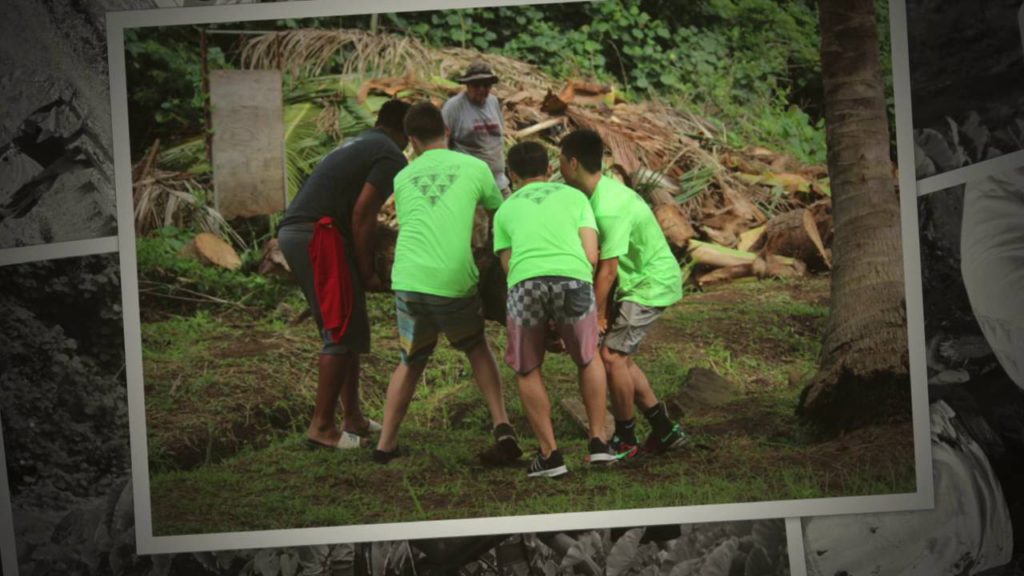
top-left (498, 248), bottom-right (511, 275)
top-left (579, 227), bottom-right (598, 270)
top-left (594, 257), bottom-right (618, 333)
top-left (351, 182), bottom-right (386, 291)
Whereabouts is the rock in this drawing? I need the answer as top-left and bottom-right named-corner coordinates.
top-left (669, 367), bottom-right (744, 414)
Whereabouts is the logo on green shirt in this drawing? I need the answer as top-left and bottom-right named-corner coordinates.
top-left (513, 184), bottom-right (558, 205)
top-left (410, 167), bottom-right (461, 205)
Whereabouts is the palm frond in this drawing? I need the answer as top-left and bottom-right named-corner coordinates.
top-left (242, 29), bottom-right (433, 80)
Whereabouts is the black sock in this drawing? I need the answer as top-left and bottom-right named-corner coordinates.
top-left (643, 403), bottom-right (672, 437)
top-left (614, 418), bottom-right (637, 444)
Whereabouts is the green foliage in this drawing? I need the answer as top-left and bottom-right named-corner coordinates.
top-left (137, 227), bottom-right (293, 311)
top-left (125, 27), bottom-right (226, 161)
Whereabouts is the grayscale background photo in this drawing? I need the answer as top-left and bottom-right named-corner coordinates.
top-left (801, 176), bottom-right (1024, 575)
top-left (909, 0), bottom-right (1024, 179)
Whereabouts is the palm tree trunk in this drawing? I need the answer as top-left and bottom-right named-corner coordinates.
top-left (797, 0), bottom-right (910, 430)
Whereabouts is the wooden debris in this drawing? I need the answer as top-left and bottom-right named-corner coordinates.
top-left (181, 232), bottom-right (242, 270)
top-left (257, 238), bottom-right (291, 279)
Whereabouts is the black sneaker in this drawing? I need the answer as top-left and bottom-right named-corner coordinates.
top-left (494, 422), bottom-right (524, 461)
top-left (372, 446), bottom-right (402, 464)
top-left (642, 423), bottom-right (688, 455)
top-left (609, 434), bottom-right (640, 461)
top-left (527, 449), bottom-right (568, 478)
top-left (585, 437), bottom-right (617, 465)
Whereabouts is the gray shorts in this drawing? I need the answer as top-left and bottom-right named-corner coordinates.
top-left (602, 300), bottom-right (665, 355)
top-left (278, 222), bottom-right (370, 355)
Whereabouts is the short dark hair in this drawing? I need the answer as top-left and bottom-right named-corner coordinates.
top-left (507, 141), bottom-right (549, 180)
top-left (403, 101), bottom-right (446, 142)
top-left (376, 99), bottom-right (411, 133)
top-left (559, 129), bottom-right (604, 173)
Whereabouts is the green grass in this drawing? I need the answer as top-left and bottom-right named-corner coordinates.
top-left (143, 274), bottom-right (916, 535)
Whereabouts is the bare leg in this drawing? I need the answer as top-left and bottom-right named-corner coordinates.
top-left (308, 352), bottom-right (351, 445)
top-left (602, 347), bottom-right (635, 421)
top-left (377, 361), bottom-right (428, 452)
top-left (466, 339), bottom-right (511, 427)
top-left (578, 355), bottom-right (608, 440)
top-left (627, 357), bottom-right (658, 412)
top-left (516, 368), bottom-right (557, 457)
top-left (339, 352), bottom-right (369, 433)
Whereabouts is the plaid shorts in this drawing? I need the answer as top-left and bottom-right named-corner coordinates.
top-left (395, 291), bottom-right (485, 365)
top-left (505, 277), bottom-right (598, 374)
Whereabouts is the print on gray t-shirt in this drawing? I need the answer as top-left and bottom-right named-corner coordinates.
top-left (441, 92), bottom-right (509, 190)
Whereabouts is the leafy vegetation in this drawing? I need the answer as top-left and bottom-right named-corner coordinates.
top-left (122, 0), bottom-right (855, 166)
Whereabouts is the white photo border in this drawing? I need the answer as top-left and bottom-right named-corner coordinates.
top-left (108, 0), bottom-right (935, 555)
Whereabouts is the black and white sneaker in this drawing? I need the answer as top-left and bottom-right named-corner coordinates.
top-left (479, 423), bottom-right (524, 466)
top-left (585, 437), bottom-right (618, 465)
top-left (527, 449), bottom-right (569, 478)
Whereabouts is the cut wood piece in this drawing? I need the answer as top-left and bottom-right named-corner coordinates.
top-left (257, 238), bottom-right (291, 279)
top-left (761, 203), bottom-right (832, 272)
top-left (180, 232), bottom-right (242, 270)
top-left (513, 117), bottom-right (564, 139)
top-left (647, 187), bottom-right (695, 247)
top-left (541, 90), bottom-right (569, 115)
top-left (701, 226), bottom-right (737, 247)
top-left (687, 239), bottom-right (756, 268)
top-left (559, 397), bottom-right (614, 441)
top-left (737, 225), bottom-right (766, 252)
top-left (697, 263), bottom-right (754, 287)
top-left (752, 253), bottom-right (807, 279)
top-left (801, 207), bottom-right (831, 269)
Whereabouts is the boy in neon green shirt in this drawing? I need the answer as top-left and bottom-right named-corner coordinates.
top-left (559, 129), bottom-right (687, 459)
top-left (493, 141), bottom-right (616, 478)
top-left (374, 102), bottom-right (521, 465)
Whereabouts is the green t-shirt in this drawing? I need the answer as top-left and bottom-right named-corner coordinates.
top-left (391, 149), bottom-right (504, 297)
top-left (590, 176), bottom-right (682, 307)
top-left (493, 182), bottom-right (596, 287)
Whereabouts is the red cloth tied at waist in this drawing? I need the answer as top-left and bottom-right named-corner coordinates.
top-left (309, 216), bottom-right (353, 343)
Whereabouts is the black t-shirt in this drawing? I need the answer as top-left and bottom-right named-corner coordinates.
top-left (280, 128), bottom-right (407, 237)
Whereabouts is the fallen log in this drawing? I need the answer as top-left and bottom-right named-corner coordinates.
top-left (761, 202), bottom-right (832, 272)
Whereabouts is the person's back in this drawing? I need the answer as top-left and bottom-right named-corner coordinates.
top-left (280, 128), bottom-right (406, 238)
top-left (493, 141), bottom-right (613, 479)
top-left (493, 181), bottom-right (595, 288)
top-left (391, 148), bottom-right (502, 298)
top-left (375, 101), bottom-right (519, 467)
top-left (589, 175), bottom-right (682, 308)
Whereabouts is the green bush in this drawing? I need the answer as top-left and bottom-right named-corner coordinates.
top-left (137, 227), bottom-right (295, 312)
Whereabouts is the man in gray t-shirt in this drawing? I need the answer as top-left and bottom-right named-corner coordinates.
top-left (442, 61), bottom-right (509, 193)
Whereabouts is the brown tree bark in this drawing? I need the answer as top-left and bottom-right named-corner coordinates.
top-left (797, 0), bottom-right (911, 431)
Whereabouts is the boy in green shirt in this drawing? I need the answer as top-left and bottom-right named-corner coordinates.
top-left (374, 102), bottom-right (522, 465)
top-left (494, 141), bottom-right (617, 478)
top-left (558, 129), bottom-right (688, 459)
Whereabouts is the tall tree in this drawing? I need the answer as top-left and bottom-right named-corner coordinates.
top-left (797, 0), bottom-right (910, 430)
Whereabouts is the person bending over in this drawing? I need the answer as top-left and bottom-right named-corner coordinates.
top-left (559, 129), bottom-right (688, 459)
top-left (277, 99), bottom-right (410, 450)
top-left (493, 141), bottom-right (616, 478)
top-left (374, 101), bottom-right (522, 465)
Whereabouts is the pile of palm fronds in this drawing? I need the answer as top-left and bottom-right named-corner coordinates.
top-left (135, 27), bottom-right (835, 288)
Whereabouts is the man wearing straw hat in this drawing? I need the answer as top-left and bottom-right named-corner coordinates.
top-left (442, 60), bottom-right (510, 196)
